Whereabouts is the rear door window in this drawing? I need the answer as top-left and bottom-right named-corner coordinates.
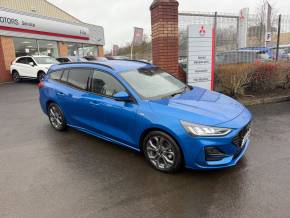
top-left (50, 70), bottom-right (63, 81)
top-left (16, 58), bottom-right (27, 64)
top-left (67, 68), bottom-right (92, 90)
top-left (61, 70), bottom-right (69, 82)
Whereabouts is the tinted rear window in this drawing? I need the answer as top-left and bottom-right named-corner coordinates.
top-left (50, 70), bottom-right (63, 80)
top-left (67, 69), bottom-right (91, 90)
top-left (61, 70), bottom-right (69, 82)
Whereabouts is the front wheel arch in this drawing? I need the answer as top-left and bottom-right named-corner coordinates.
top-left (141, 129), bottom-right (184, 172)
top-left (37, 70), bottom-right (45, 76)
top-left (139, 127), bottom-right (184, 159)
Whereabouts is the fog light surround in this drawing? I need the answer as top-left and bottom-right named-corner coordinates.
top-left (205, 147), bottom-right (227, 161)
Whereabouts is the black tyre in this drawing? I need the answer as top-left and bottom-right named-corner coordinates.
top-left (38, 71), bottom-right (46, 82)
top-left (48, 103), bottom-right (66, 131)
top-left (143, 131), bottom-right (183, 173)
top-left (12, 70), bottom-right (21, 82)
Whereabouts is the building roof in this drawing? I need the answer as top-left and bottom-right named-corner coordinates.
top-left (0, 0), bottom-right (81, 23)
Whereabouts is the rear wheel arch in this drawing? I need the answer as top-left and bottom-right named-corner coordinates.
top-left (47, 102), bottom-right (67, 131)
top-left (46, 100), bottom-right (64, 114)
top-left (46, 100), bottom-right (55, 112)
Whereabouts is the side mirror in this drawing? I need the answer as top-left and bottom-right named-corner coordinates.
top-left (29, 62), bottom-right (35, 67)
top-left (113, 91), bottom-right (131, 102)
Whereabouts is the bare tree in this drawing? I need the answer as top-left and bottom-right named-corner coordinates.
top-left (115, 34), bottom-right (152, 60)
top-left (255, 0), bottom-right (277, 45)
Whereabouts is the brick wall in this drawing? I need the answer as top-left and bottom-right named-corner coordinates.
top-left (97, 46), bottom-right (104, 57)
top-left (0, 36), bottom-right (15, 82)
top-left (150, 0), bottom-right (185, 82)
top-left (58, 42), bottom-right (68, 57)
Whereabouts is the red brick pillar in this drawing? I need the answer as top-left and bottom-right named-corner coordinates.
top-left (150, 0), bottom-right (184, 81)
top-left (0, 36), bottom-right (15, 82)
top-left (97, 46), bottom-right (104, 57)
top-left (58, 42), bottom-right (68, 57)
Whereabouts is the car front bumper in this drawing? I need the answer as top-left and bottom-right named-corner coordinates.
top-left (178, 109), bottom-right (252, 170)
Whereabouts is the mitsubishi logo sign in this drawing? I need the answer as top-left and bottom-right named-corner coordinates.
top-left (199, 25), bottom-right (206, 36)
top-left (187, 24), bottom-right (215, 90)
top-left (240, 10), bottom-right (245, 21)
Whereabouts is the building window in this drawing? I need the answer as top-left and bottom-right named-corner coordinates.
top-left (12, 37), bottom-right (98, 58)
top-left (83, 44), bottom-right (98, 57)
top-left (13, 37), bottom-right (59, 57)
top-left (67, 43), bottom-right (83, 57)
top-left (67, 43), bottom-right (98, 57)
top-left (13, 38), bottom-right (38, 57)
top-left (38, 40), bottom-right (58, 57)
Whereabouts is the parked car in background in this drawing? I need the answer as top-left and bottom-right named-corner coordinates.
top-left (10, 55), bottom-right (59, 82)
top-left (82, 56), bottom-right (108, 62)
top-left (271, 46), bottom-right (290, 60)
top-left (83, 55), bottom-right (97, 61)
top-left (239, 47), bottom-right (274, 59)
top-left (216, 50), bottom-right (271, 65)
top-left (56, 56), bottom-right (88, 63)
top-left (105, 56), bottom-right (129, 60)
top-left (38, 60), bottom-right (252, 173)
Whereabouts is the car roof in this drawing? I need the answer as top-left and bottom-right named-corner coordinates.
top-left (16, 55), bottom-right (50, 58)
top-left (32, 55), bottom-right (51, 58)
top-left (48, 60), bottom-right (154, 74)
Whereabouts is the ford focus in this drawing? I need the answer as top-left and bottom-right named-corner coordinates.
top-left (38, 60), bottom-right (252, 173)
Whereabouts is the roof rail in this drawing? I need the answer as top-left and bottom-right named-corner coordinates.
top-left (58, 61), bottom-right (114, 70)
top-left (113, 59), bottom-right (152, 65)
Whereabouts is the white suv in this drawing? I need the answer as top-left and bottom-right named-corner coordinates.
top-left (10, 55), bottom-right (59, 82)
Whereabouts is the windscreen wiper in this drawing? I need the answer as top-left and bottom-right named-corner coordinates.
top-left (171, 86), bottom-right (188, 97)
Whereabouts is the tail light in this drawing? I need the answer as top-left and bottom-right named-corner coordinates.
top-left (37, 81), bottom-right (45, 89)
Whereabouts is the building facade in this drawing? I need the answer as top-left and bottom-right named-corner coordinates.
top-left (0, 0), bottom-right (105, 82)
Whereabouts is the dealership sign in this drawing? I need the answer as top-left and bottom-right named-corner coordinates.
top-left (187, 24), bottom-right (215, 90)
top-left (0, 10), bottom-right (90, 40)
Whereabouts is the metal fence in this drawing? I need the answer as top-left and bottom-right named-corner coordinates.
top-left (179, 11), bottom-right (290, 67)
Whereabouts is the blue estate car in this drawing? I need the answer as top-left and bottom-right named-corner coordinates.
top-left (38, 60), bottom-right (252, 173)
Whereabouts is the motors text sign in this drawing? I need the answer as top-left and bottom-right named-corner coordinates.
top-left (0, 10), bottom-right (89, 40)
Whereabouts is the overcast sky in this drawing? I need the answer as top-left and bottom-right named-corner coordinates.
top-left (48, 0), bottom-right (290, 52)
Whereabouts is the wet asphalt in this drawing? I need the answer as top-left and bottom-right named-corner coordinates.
top-left (0, 81), bottom-right (290, 218)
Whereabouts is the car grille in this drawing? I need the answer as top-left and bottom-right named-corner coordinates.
top-left (232, 122), bottom-right (251, 148)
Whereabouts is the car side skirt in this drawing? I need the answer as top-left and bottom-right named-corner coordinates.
top-left (67, 124), bottom-right (141, 152)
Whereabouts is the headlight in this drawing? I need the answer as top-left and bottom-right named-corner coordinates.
top-left (180, 120), bottom-right (232, 137)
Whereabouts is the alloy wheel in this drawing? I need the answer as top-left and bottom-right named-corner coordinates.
top-left (12, 72), bottom-right (20, 82)
top-left (49, 105), bottom-right (64, 130)
top-left (145, 135), bottom-right (176, 170)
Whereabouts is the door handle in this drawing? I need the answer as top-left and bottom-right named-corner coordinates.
top-left (89, 101), bottom-right (101, 106)
top-left (56, 92), bottom-right (66, 96)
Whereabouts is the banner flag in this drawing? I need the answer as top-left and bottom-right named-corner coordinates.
top-left (133, 27), bottom-right (144, 45)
